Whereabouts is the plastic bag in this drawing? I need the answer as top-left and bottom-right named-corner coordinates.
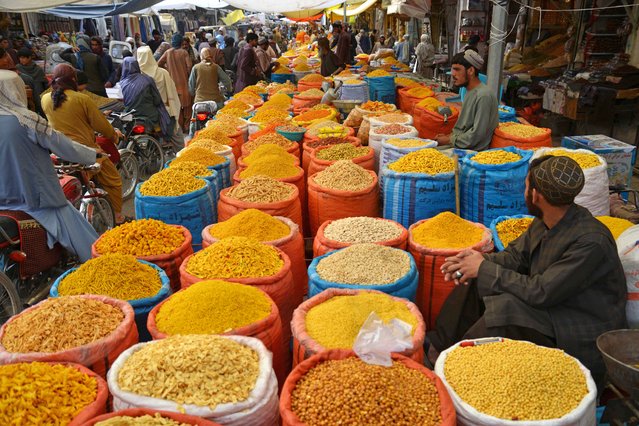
top-left (353, 312), bottom-right (413, 367)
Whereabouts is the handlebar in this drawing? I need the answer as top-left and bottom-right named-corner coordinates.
top-left (55, 162), bottom-right (102, 174)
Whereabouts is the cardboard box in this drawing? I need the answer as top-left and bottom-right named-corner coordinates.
top-left (561, 135), bottom-right (636, 188)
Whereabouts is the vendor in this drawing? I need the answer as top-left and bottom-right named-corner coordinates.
top-left (317, 37), bottom-right (345, 77)
top-left (435, 50), bottom-right (498, 151)
top-left (428, 155), bottom-right (627, 385)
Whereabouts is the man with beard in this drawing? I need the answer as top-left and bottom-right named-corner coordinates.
top-left (435, 50), bottom-right (498, 151)
top-left (427, 155), bottom-right (627, 386)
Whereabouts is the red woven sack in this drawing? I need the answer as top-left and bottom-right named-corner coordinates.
top-left (414, 105), bottom-right (459, 140)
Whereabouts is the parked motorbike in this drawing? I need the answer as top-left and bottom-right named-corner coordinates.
top-left (0, 161), bottom-right (107, 324)
top-left (189, 101), bottom-right (218, 137)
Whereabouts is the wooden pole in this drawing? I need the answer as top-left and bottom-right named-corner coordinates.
top-left (454, 154), bottom-right (460, 216)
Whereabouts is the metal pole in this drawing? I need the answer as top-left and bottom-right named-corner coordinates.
top-left (343, 0), bottom-right (348, 25)
top-left (487, 0), bottom-right (509, 98)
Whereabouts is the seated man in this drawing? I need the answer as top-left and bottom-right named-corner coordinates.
top-left (429, 155), bottom-right (627, 385)
top-left (435, 50), bottom-right (498, 151)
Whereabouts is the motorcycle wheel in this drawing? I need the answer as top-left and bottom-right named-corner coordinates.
top-left (129, 135), bottom-right (164, 181)
top-left (0, 272), bottom-right (21, 325)
top-left (117, 151), bottom-right (139, 199)
top-left (81, 197), bottom-right (115, 235)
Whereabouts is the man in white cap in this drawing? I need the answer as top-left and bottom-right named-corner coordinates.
top-left (435, 50), bottom-right (498, 151)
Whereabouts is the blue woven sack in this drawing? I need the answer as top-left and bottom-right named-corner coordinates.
top-left (489, 214), bottom-right (534, 251)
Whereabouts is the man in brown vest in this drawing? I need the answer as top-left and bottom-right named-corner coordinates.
top-left (188, 48), bottom-right (233, 109)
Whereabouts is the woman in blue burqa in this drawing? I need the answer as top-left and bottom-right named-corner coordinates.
top-left (0, 70), bottom-right (99, 261)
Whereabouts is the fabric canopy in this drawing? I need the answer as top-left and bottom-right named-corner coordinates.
top-left (1, 0), bottom-right (85, 12)
top-left (386, 0), bottom-right (430, 18)
top-left (44, 0), bottom-right (163, 18)
top-left (223, 0), bottom-right (342, 13)
top-left (282, 9), bottom-right (324, 20)
top-left (151, 0), bottom-right (228, 10)
top-left (328, 0), bottom-right (376, 17)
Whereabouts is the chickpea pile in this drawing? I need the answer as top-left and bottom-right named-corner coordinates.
top-left (291, 357), bottom-right (442, 426)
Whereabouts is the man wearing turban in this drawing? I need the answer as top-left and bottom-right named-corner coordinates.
top-left (430, 155), bottom-right (627, 385)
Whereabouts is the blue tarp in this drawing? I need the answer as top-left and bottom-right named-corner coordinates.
top-left (46, 0), bottom-right (162, 19)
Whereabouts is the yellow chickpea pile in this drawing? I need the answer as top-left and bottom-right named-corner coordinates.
top-left (499, 122), bottom-right (548, 138)
top-left (545, 149), bottom-right (602, 169)
top-left (386, 138), bottom-right (429, 148)
top-left (597, 215), bottom-right (634, 239)
top-left (140, 168), bottom-right (206, 197)
top-left (472, 150), bottom-right (523, 165)
top-left (187, 138), bottom-right (227, 152)
top-left (168, 161), bottom-right (213, 178)
top-left (249, 108), bottom-right (290, 124)
top-left (388, 149), bottom-right (455, 174)
top-left (172, 148), bottom-right (226, 168)
top-left (496, 217), bottom-right (534, 248)
top-left (412, 212), bottom-right (484, 249)
top-left (96, 218), bottom-right (185, 256)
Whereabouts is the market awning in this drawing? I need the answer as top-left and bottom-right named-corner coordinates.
top-left (386, 0), bottom-right (430, 19)
top-left (282, 10), bottom-right (324, 20)
top-left (1, 0), bottom-right (85, 12)
top-left (43, 0), bottom-right (164, 18)
top-left (327, 0), bottom-right (376, 17)
top-left (222, 0), bottom-right (342, 14)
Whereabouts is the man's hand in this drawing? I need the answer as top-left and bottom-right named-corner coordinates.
top-left (435, 133), bottom-right (451, 145)
top-left (441, 249), bottom-right (484, 285)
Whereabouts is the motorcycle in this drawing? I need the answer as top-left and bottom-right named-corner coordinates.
top-left (0, 162), bottom-right (106, 325)
top-left (189, 101), bottom-right (218, 137)
top-left (96, 134), bottom-right (139, 200)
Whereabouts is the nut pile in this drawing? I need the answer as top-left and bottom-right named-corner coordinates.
top-left (472, 150), bottom-right (522, 165)
top-left (374, 113), bottom-right (411, 124)
top-left (2, 297), bottom-right (124, 353)
top-left (372, 124), bottom-right (412, 135)
top-left (155, 280), bottom-right (271, 335)
top-left (96, 414), bottom-right (190, 425)
top-left (95, 219), bottom-right (185, 257)
top-left (411, 212), bottom-right (484, 249)
top-left (0, 362), bottom-right (98, 425)
top-left (316, 143), bottom-right (370, 161)
top-left (306, 292), bottom-right (417, 349)
top-left (186, 236), bottom-right (284, 279)
top-left (496, 217), bottom-right (534, 248)
top-left (291, 357), bottom-right (442, 426)
top-left (444, 340), bottom-right (588, 420)
top-left (313, 160), bottom-right (374, 191)
top-left (58, 254), bottom-right (162, 301)
top-left (117, 335), bottom-right (259, 409)
top-left (139, 168), bottom-right (206, 197)
top-left (323, 217), bottom-right (402, 243)
top-left (388, 149), bottom-right (455, 174)
top-left (226, 175), bottom-right (295, 203)
top-left (317, 244), bottom-right (411, 285)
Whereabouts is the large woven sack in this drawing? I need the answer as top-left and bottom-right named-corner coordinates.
top-left (179, 143), bottom-right (236, 182)
top-left (532, 148), bottom-right (610, 216)
top-left (398, 86), bottom-right (434, 115)
top-left (134, 181), bottom-right (217, 247)
top-left (434, 339), bottom-right (597, 426)
top-left (290, 288), bottom-right (426, 366)
top-left (165, 159), bottom-right (227, 197)
top-left (179, 246), bottom-right (298, 345)
top-left (313, 217), bottom-right (408, 257)
top-left (217, 184), bottom-right (303, 234)
top-left (378, 137), bottom-right (438, 193)
top-left (292, 93), bottom-right (322, 114)
top-left (382, 167), bottom-right (456, 229)
top-left (307, 248), bottom-right (419, 301)
top-left (81, 408), bottom-right (221, 425)
top-left (460, 147), bottom-right (533, 227)
top-left (490, 125), bottom-right (552, 149)
top-left (279, 350), bottom-right (457, 426)
top-left (108, 336), bottom-right (280, 426)
top-left (339, 81), bottom-right (369, 102)
top-left (201, 216), bottom-right (307, 312)
top-left (301, 136), bottom-right (360, 176)
top-left (368, 124), bottom-right (418, 173)
top-left (296, 79), bottom-right (323, 93)
top-left (408, 219), bottom-right (493, 329)
top-left (146, 281), bottom-right (288, 389)
top-left (50, 260), bottom-right (171, 342)
top-left (414, 105), bottom-right (458, 139)
top-left (92, 225), bottom-right (193, 292)
top-left (0, 295), bottom-right (138, 378)
top-left (307, 170), bottom-right (379, 236)
top-left (308, 144), bottom-right (374, 177)
top-left (489, 214), bottom-right (535, 252)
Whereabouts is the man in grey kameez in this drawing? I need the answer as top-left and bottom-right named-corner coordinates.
top-left (0, 70), bottom-right (99, 261)
top-left (429, 156), bottom-right (627, 385)
top-left (435, 50), bottom-right (498, 151)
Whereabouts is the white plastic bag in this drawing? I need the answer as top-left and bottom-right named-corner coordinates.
top-left (434, 339), bottom-right (597, 426)
top-left (108, 335), bottom-right (279, 426)
top-left (178, 143), bottom-right (236, 177)
top-left (532, 148), bottom-right (609, 216)
top-left (353, 312), bottom-right (413, 367)
top-left (617, 225), bottom-right (639, 328)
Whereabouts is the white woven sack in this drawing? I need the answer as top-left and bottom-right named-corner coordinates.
top-left (532, 148), bottom-right (609, 216)
top-left (616, 225), bottom-right (639, 328)
top-left (178, 144), bottom-right (236, 177)
top-left (369, 125), bottom-right (418, 173)
top-left (434, 339), bottom-right (597, 426)
top-left (108, 335), bottom-right (279, 426)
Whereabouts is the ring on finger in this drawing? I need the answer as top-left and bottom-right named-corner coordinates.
top-left (455, 271), bottom-right (463, 279)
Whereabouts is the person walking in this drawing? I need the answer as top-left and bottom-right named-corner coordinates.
top-left (189, 48), bottom-right (232, 108)
top-left (158, 34), bottom-right (193, 132)
top-left (234, 33), bottom-right (260, 93)
top-left (415, 34), bottom-right (435, 78)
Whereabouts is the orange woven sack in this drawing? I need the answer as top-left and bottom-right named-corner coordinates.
top-left (279, 350), bottom-right (457, 426)
top-left (91, 225), bottom-right (193, 293)
top-left (179, 247), bottom-right (299, 347)
top-left (232, 168), bottom-right (306, 229)
top-left (146, 283), bottom-right (288, 388)
top-left (290, 288), bottom-right (426, 366)
top-left (217, 182), bottom-right (303, 232)
top-left (313, 217), bottom-right (407, 257)
top-left (201, 216), bottom-right (307, 305)
top-left (408, 218), bottom-right (494, 330)
top-left (414, 105), bottom-right (459, 140)
top-left (51, 362), bottom-right (109, 425)
top-left (0, 295), bottom-right (138, 379)
top-left (81, 408), bottom-right (221, 426)
top-left (292, 94), bottom-right (323, 114)
top-left (308, 144), bottom-right (374, 177)
top-left (490, 125), bottom-right (552, 149)
top-left (297, 80), bottom-right (323, 93)
top-left (398, 86), bottom-right (432, 116)
top-left (307, 170), bottom-right (379, 236)
top-left (301, 135), bottom-right (360, 176)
